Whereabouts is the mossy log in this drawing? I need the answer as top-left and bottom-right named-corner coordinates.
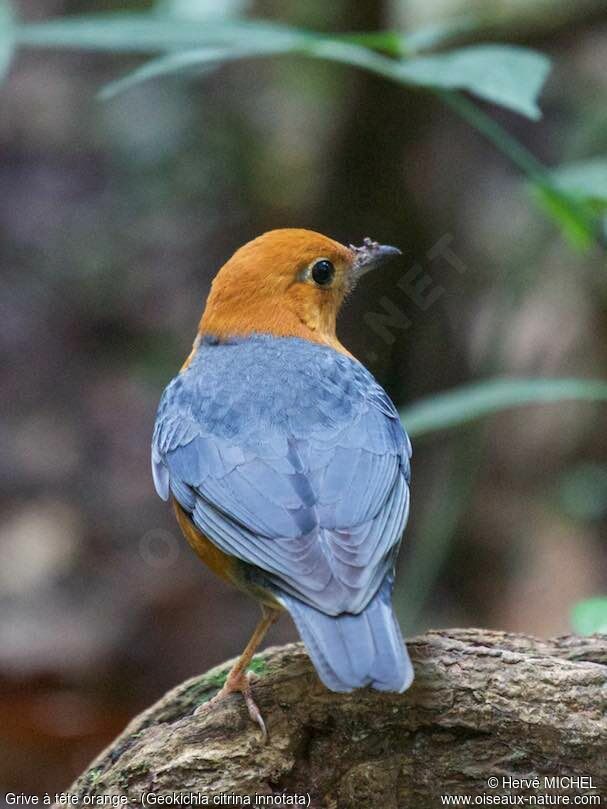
top-left (66, 629), bottom-right (607, 806)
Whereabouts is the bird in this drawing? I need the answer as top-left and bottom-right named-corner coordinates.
top-left (151, 228), bottom-right (413, 741)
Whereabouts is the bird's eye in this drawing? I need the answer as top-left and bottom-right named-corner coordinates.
top-left (311, 259), bottom-right (335, 287)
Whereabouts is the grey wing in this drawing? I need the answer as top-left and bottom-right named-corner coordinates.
top-left (152, 377), bottom-right (411, 616)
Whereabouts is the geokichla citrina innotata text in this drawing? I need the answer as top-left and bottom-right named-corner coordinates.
top-left (151, 229), bottom-right (413, 740)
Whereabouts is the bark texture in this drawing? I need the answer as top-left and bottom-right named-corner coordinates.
top-left (68, 630), bottom-right (607, 806)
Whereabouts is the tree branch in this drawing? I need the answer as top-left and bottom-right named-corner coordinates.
top-left (67, 629), bottom-right (607, 805)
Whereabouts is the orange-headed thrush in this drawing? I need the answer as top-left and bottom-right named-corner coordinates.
top-left (152, 229), bottom-right (413, 739)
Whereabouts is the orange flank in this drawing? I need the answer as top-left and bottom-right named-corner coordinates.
top-left (172, 500), bottom-right (281, 610)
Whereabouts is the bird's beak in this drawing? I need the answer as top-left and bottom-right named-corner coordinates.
top-left (349, 237), bottom-right (402, 279)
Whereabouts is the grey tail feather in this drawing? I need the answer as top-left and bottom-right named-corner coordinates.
top-left (277, 578), bottom-right (414, 693)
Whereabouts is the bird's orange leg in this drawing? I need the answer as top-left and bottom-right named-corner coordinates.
top-left (201, 605), bottom-right (280, 742)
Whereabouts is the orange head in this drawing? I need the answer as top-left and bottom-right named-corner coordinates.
top-left (198, 228), bottom-right (401, 355)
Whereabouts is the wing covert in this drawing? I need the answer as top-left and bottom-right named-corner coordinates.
top-left (152, 335), bottom-right (411, 615)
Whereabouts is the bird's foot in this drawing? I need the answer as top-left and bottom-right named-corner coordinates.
top-left (198, 669), bottom-right (267, 743)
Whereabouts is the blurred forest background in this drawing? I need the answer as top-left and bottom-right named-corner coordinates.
top-left (1, 0), bottom-right (606, 795)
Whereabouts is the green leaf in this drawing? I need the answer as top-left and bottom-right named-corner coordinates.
top-left (300, 41), bottom-right (550, 119)
top-left (343, 16), bottom-right (479, 57)
top-left (101, 38), bottom-right (392, 100)
top-left (14, 13), bottom-right (551, 120)
top-left (15, 14), bottom-right (303, 53)
top-left (24, 14), bottom-right (548, 120)
top-left (440, 92), bottom-right (602, 248)
top-left (337, 30), bottom-right (406, 56)
top-left (395, 45), bottom-right (551, 120)
top-left (401, 378), bottom-right (607, 438)
top-left (571, 597), bottom-right (607, 635)
top-left (99, 40), bottom-right (299, 99)
top-left (8, 10), bottom-right (575, 243)
top-left (156, 0), bottom-right (248, 19)
top-left (0, 0), bottom-right (15, 80)
top-left (100, 38), bottom-right (551, 118)
top-left (100, 48), bottom-right (223, 99)
top-left (549, 157), bottom-right (607, 205)
top-left (530, 182), bottom-right (598, 251)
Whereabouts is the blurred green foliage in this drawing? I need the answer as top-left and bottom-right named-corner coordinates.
top-left (0, 0), bottom-right (13, 77)
top-left (559, 464), bottom-right (607, 522)
top-left (571, 597), bottom-right (607, 634)
top-left (551, 158), bottom-right (607, 205)
top-left (1, 0), bottom-right (605, 249)
top-left (402, 378), bottom-right (607, 439)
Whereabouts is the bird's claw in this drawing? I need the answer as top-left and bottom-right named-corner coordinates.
top-left (198, 670), bottom-right (268, 743)
top-left (242, 683), bottom-right (268, 743)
